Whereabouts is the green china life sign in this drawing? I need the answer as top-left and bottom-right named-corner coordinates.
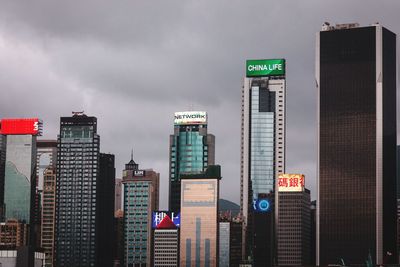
top-left (246, 59), bottom-right (285, 77)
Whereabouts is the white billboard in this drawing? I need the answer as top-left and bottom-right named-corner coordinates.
top-left (174, 111), bottom-right (207, 125)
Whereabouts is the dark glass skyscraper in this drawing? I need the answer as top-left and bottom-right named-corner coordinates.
top-left (317, 23), bottom-right (397, 265)
top-left (55, 113), bottom-right (100, 267)
top-left (169, 111), bottom-right (215, 212)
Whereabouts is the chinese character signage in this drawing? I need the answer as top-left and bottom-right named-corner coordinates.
top-left (152, 211), bottom-right (180, 229)
top-left (278, 174), bottom-right (305, 192)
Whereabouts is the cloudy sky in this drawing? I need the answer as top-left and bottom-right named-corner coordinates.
top-left (0, 0), bottom-right (399, 209)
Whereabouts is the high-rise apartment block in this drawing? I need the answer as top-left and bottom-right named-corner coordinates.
top-left (123, 157), bottom-right (159, 267)
top-left (317, 23), bottom-right (397, 265)
top-left (180, 165), bottom-right (221, 267)
top-left (0, 135), bottom-right (5, 221)
top-left (240, 59), bottom-right (286, 264)
top-left (169, 111), bottom-right (215, 212)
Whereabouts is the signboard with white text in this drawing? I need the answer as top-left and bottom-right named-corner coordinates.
top-left (246, 59), bottom-right (285, 77)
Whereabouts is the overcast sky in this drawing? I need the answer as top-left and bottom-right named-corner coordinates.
top-left (0, 0), bottom-right (399, 209)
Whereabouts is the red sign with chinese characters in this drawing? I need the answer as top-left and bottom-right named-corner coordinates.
top-left (278, 174), bottom-right (305, 192)
top-left (0, 118), bottom-right (42, 135)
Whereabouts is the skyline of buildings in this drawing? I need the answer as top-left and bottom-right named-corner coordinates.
top-left (0, 21), bottom-right (398, 267)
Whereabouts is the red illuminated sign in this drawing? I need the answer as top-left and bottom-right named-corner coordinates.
top-left (0, 118), bottom-right (42, 135)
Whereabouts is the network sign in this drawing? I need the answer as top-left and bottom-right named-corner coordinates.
top-left (246, 59), bottom-right (285, 77)
top-left (174, 111), bottom-right (207, 125)
top-left (0, 118), bottom-right (42, 136)
top-left (253, 198), bottom-right (271, 213)
top-left (152, 211), bottom-right (180, 229)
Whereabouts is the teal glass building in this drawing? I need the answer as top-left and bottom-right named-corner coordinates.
top-left (4, 135), bottom-right (37, 223)
top-left (123, 158), bottom-right (159, 267)
top-left (169, 111), bottom-right (215, 212)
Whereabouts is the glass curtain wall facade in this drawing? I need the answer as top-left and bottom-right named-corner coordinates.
top-left (0, 135), bottom-right (6, 221)
top-left (4, 135), bottom-right (37, 223)
top-left (317, 24), bottom-right (397, 265)
top-left (241, 72), bottom-right (286, 264)
top-left (169, 112), bottom-right (215, 212)
top-left (55, 114), bottom-right (100, 267)
top-left (123, 159), bottom-right (159, 267)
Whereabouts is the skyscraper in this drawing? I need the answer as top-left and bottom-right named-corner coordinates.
top-left (115, 178), bottom-right (122, 212)
top-left (276, 174), bottom-right (311, 266)
top-left (97, 153), bottom-right (115, 267)
top-left (0, 118), bottom-right (43, 224)
top-left (317, 23), bottom-right (397, 265)
top-left (41, 167), bottom-right (56, 267)
top-left (169, 111), bottom-right (215, 212)
top-left (55, 113), bottom-right (100, 267)
top-left (180, 165), bottom-right (221, 267)
top-left (36, 140), bottom-right (58, 256)
top-left (123, 157), bottom-right (159, 267)
top-left (240, 59), bottom-right (286, 263)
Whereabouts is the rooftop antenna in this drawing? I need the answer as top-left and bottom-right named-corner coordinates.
top-left (131, 148), bottom-right (134, 161)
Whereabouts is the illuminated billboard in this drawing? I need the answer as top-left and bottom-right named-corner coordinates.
top-left (253, 198), bottom-right (271, 213)
top-left (278, 174), bottom-right (305, 192)
top-left (0, 118), bottom-right (42, 136)
top-left (152, 211), bottom-right (180, 229)
top-left (174, 111), bottom-right (207, 125)
top-left (246, 59), bottom-right (285, 77)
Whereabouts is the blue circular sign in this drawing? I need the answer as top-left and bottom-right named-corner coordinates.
top-left (258, 199), bottom-right (270, 212)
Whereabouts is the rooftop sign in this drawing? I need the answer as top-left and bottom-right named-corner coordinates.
top-left (174, 111), bottom-right (207, 125)
top-left (0, 118), bottom-right (42, 136)
top-left (246, 59), bottom-right (285, 77)
top-left (278, 174), bottom-right (305, 192)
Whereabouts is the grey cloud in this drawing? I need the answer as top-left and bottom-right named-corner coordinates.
top-left (0, 0), bottom-right (399, 208)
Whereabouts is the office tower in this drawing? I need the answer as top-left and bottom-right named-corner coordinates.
top-left (115, 178), bottom-right (122, 211)
top-left (0, 135), bottom-right (5, 220)
top-left (310, 200), bottom-right (316, 266)
top-left (180, 165), bottom-right (221, 267)
top-left (98, 153), bottom-right (115, 267)
top-left (123, 157), bottom-right (159, 267)
top-left (317, 23), bottom-right (397, 265)
top-left (36, 140), bottom-right (57, 254)
top-left (55, 113), bottom-right (100, 267)
top-left (219, 222), bottom-right (230, 267)
top-left (113, 210), bottom-right (124, 267)
top-left (276, 174), bottom-right (311, 266)
top-left (0, 219), bottom-right (28, 247)
top-left (240, 59), bottom-right (286, 264)
top-left (0, 118), bottom-right (42, 224)
top-left (41, 168), bottom-right (56, 267)
top-left (169, 111), bottom-right (215, 212)
top-left (153, 211), bottom-right (180, 267)
top-left (218, 215), bottom-right (242, 267)
top-left (154, 229), bottom-right (179, 267)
